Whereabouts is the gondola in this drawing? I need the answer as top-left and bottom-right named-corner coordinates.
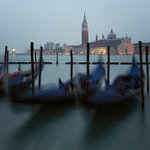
top-left (1, 60), bottom-right (43, 97)
top-left (60, 57), bottom-right (105, 94)
top-left (9, 59), bottom-right (105, 104)
top-left (8, 62), bottom-right (42, 89)
top-left (10, 83), bottom-right (75, 104)
top-left (85, 57), bottom-right (143, 106)
top-left (79, 58), bottom-right (105, 93)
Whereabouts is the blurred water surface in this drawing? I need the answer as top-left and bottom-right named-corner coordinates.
top-left (0, 55), bottom-right (150, 150)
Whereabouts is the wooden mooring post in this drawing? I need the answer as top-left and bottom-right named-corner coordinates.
top-left (146, 46), bottom-right (149, 93)
top-left (70, 50), bottom-right (73, 80)
top-left (56, 52), bottom-right (58, 65)
top-left (4, 46), bottom-right (7, 73)
top-left (7, 50), bottom-right (9, 73)
top-left (139, 41), bottom-right (145, 107)
top-left (4, 46), bottom-right (7, 63)
top-left (30, 42), bottom-right (35, 96)
top-left (4, 46), bottom-right (8, 73)
top-left (107, 46), bottom-right (110, 84)
top-left (39, 46), bottom-right (43, 88)
top-left (86, 43), bottom-right (90, 96)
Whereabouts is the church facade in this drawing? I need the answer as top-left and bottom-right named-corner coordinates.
top-left (65, 13), bottom-right (134, 55)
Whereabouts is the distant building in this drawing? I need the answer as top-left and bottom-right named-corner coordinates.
top-left (134, 42), bottom-right (150, 54)
top-left (27, 49), bottom-right (56, 55)
top-left (12, 48), bottom-right (16, 55)
top-left (65, 13), bottom-right (134, 55)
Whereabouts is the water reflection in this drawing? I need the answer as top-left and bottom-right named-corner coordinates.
top-left (81, 99), bottom-right (138, 149)
top-left (6, 104), bottom-right (75, 150)
top-left (138, 94), bottom-right (150, 149)
top-left (3, 97), bottom-right (150, 150)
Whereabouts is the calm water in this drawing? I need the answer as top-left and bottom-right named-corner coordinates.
top-left (0, 55), bottom-right (150, 150)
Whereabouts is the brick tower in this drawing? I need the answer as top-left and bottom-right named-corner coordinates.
top-left (82, 12), bottom-right (89, 45)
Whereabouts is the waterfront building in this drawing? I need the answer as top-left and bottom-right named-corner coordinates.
top-left (66, 13), bottom-right (134, 55)
top-left (134, 42), bottom-right (150, 54)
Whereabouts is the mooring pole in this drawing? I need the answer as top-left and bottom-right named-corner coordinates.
top-left (107, 46), bottom-right (110, 84)
top-left (86, 43), bottom-right (90, 96)
top-left (70, 50), bottom-right (73, 80)
top-left (139, 41), bottom-right (144, 107)
top-left (4, 46), bottom-right (8, 73)
top-left (6, 50), bottom-right (9, 73)
top-left (30, 42), bottom-right (35, 96)
top-left (146, 46), bottom-right (149, 93)
top-left (4, 46), bottom-right (7, 62)
top-left (39, 46), bottom-right (43, 88)
top-left (56, 52), bottom-right (58, 65)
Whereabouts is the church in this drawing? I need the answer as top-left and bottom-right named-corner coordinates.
top-left (65, 12), bottom-right (134, 55)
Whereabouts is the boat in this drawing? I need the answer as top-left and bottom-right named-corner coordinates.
top-left (10, 81), bottom-right (75, 104)
top-left (9, 58), bottom-right (105, 104)
top-left (8, 62), bottom-right (42, 88)
top-left (0, 59), bottom-right (43, 97)
top-left (85, 57), bottom-right (143, 106)
top-left (60, 57), bottom-right (105, 95)
top-left (79, 59), bottom-right (105, 93)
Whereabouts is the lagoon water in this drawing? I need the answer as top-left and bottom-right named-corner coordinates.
top-left (0, 54), bottom-right (150, 150)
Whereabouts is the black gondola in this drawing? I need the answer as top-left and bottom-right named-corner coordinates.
top-left (9, 60), bottom-right (105, 104)
top-left (86, 57), bottom-right (143, 106)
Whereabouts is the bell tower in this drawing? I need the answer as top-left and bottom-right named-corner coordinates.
top-left (82, 12), bottom-right (89, 45)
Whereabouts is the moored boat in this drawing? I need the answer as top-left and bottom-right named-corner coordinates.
top-left (0, 59), bottom-right (43, 97)
top-left (9, 58), bottom-right (106, 104)
top-left (9, 80), bottom-right (75, 104)
top-left (61, 57), bottom-right (106, 95)
top-left (85, 57), bottom-right (143, 106)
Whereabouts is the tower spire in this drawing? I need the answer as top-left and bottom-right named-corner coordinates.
top-left (82, 11), bottom-right (89, 45)
top-left (83, 11), bottom-right (87, 24)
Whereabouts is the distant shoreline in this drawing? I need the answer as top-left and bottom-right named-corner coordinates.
top-left (8, 53), bottom-right (136, 56)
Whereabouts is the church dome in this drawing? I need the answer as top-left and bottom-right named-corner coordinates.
top-left (107, 29), bottom-right (117, 39)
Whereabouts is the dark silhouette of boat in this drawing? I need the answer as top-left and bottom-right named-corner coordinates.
top-left (0, 60), bottom-right (43, 96)
top-left (85, 57), bottom-right (143, 106)
top-left (9, 60), bottom-right (105, 104)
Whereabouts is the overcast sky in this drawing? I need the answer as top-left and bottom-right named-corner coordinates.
top-left (0, 0), bottom-right (150, 53)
